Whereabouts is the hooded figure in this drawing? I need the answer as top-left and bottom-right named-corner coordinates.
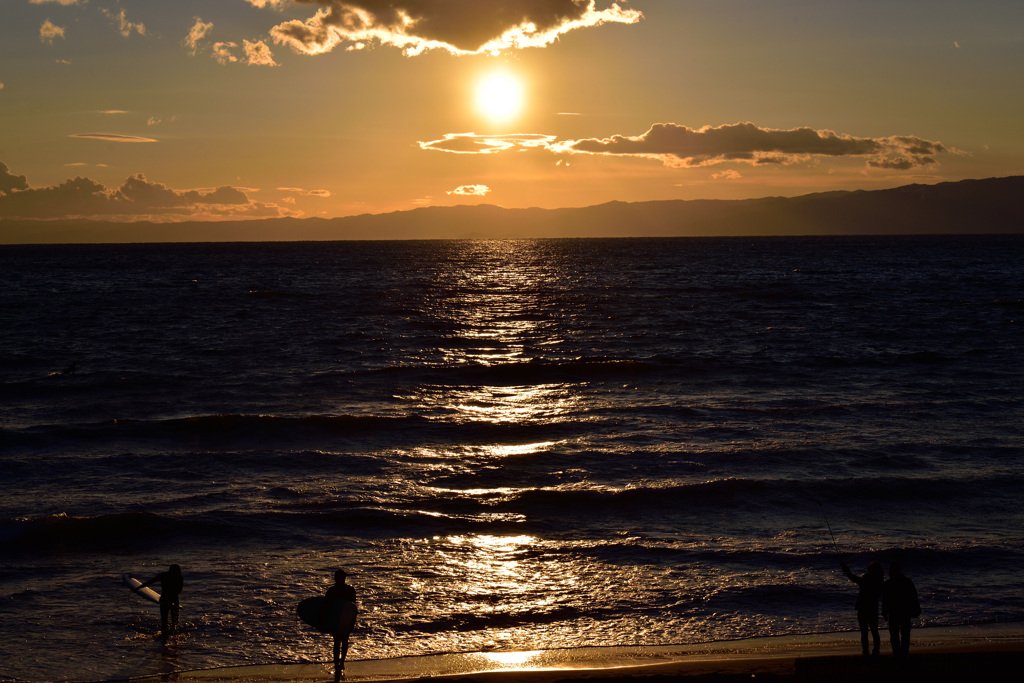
top-left (882, 561), bottom-right (920, 658)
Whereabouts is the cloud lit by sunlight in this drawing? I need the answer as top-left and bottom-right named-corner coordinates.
top-left (420, 122), bottom-right (952, 172)
top-left (68, 133), bottom-right (157, 143)
top-left (101, 8), bottom-right (146, 38)
top-left (419, 133), bottom-right (556, 154)
top-left (39, 19), bottom-right (65, 44)
top-left (448, 184), bottom-right (491, 197)
top-left (184, 18), bottom-right (214, 55)
top-left (259, 1), bottom-right (642, 56)
top-left (244, 39), bottom-right (279, 66)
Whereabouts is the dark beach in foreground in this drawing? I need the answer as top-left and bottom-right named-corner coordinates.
top-left (128, 624), bottom-right (1024, 683)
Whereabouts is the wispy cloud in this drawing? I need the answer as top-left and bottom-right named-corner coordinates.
top-left (209, 39), bottom-right (278, 66)
top-left (213, 42), bottom-right (240, 65)
top-left (447, 184), bottom-right (491, 197)
top-left (255, 0), bottom-right (642, 56)
top-left (102, 8), bottom-right (146, 38)
top-left (30, 1), bottom-right (83, 5)
top-left (278, 187), bottom-right (333, 197)
top-left (185, 18), bottom-right (214, 56)
top-left (554, 122), bottom-right (949, 170)
top-left (419, 132), bottom-right (556, 154)
top-left (0, 163), bottom-right (291, 220)
top-left (711, 169), bottom-right (742, 181)
top-left (69, 133), bottom-right (158, 143)
top-left (40, 19), bottom-right (66, 44)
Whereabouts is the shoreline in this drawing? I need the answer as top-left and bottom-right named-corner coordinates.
top-left (126, 622), bottom-right (1024, 683)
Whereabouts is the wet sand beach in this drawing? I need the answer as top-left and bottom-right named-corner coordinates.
top-left (130, 624), bottom-right (1024, 683)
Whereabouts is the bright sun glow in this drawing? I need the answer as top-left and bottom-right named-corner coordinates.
top-left (475, 71), bottom-right (524, 124)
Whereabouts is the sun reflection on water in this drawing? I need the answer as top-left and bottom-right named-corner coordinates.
top-left (433, 240), bottom-right (560, 367)
top-left (392, 242), bottom-right (595, 654)
top-left (407, 241), bottom-right (586, 428)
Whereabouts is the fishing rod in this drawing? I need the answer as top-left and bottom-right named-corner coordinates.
top-left (816, 498), bottom-right (843, 561)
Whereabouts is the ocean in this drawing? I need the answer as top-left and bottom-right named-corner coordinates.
top-left (1, 235), bottom-right (1022, 682)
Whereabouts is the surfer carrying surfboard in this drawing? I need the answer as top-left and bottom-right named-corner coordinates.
top-left (135, 564), bottom-right (183, 636)
top-left (319, 569), bottom-right (356, 681)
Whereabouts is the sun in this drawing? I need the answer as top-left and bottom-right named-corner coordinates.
top-left (475, 70), bottom-right (525, 125)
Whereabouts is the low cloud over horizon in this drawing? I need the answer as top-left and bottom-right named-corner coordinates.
top-left (68, 133), bottom-right (158, 143)
top-left (254, 0), bottom-right (642, 56)
top-left (0, 162), bottom-right (289, 221)
top-left (421, 122), bottom-right (952, 171)
top-left (558, 123), bottom-right (950, 170)
top-left (447, 184), bottom-right (491, 197)
top-left (419, 133), bottom-right (557, 154)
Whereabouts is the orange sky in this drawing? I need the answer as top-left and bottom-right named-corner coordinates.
top-left (1, 1), bottom-right (1023, 227)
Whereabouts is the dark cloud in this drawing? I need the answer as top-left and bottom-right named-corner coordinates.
top-left (554, 122), bottom-right (949, 169)
top-left (419, 122), bottom-right (950, 172)
top-left (260, 1), bottom-right (642, 56)
top-left (0, 164), bottom-right (283, 220)
top-left (1, 162), bottom-right (29, 194)
top-left (197, 186), bottom-right (251, 204)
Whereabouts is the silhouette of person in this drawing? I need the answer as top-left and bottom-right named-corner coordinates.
top-left (840, 559), bottom-right (884, 657)
top-left (882, 561), bottom-right (920, 658)
top-left (318, 568), bottom-right (357, 682)
top-left (136, 564), bottom-right (184, 637)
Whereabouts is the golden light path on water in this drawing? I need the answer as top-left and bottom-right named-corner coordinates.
top-left (355, 240), bottom-right (770, 660)
top-left (403, 240), bottom-right (594, 653)
top-left (320, 241), bottom-right (739, 660)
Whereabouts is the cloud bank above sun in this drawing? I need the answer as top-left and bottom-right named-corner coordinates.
top-left (250, 0), bottom-right (642, 56)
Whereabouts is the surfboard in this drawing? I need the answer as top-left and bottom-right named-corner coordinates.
top-left (123, 574), bottom-right (161, 604)
top-left (297, 597), bottom-right (357, 635)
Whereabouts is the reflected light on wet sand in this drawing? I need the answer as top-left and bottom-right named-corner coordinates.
top-left (479, 650), bottom-right (544, 667)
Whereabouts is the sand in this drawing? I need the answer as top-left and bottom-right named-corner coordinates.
top-left (132, 624), bottom-right (1024, 683)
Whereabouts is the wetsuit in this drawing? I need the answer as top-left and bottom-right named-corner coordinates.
top-left (141, 570), bottom-right (183, 635)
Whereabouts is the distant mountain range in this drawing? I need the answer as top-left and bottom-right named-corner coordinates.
top-left (2, 175), bottom-right (1022, 244)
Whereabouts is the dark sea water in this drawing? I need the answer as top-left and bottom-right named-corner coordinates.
top-left (1, 236), bottom-right (1023, 682)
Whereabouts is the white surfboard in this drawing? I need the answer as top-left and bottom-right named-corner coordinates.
top-left (123, 574), bottom-right (161, 604)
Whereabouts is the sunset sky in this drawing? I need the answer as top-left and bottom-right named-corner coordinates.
top-left (1, 0), bottom-right (1022, 223)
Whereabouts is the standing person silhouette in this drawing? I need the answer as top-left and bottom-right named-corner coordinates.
top-left (840, 559), bottom-right (884, 657)
top-left (882, 561), bottom-right (920, 659)
top-left (135, 564), bottom-right (183, 637)
top-left (318, 569), bottom-right (357, 682)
